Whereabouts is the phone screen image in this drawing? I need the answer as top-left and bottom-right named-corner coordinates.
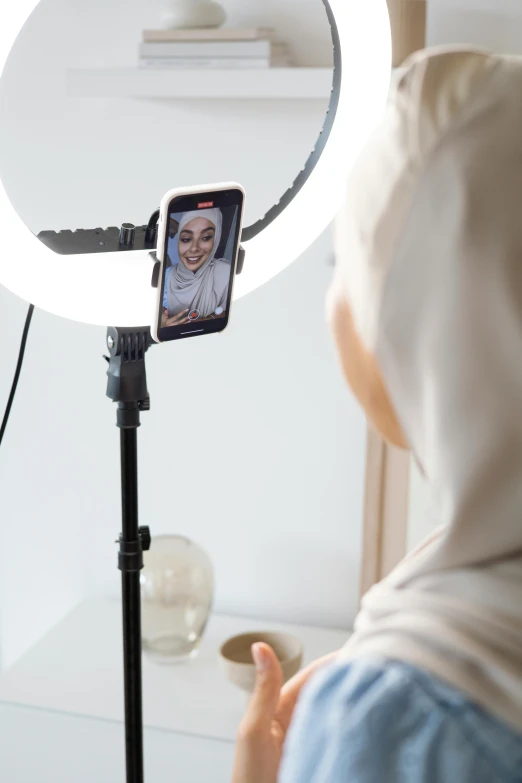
top-left (157, 188), bottom-right (244, 342)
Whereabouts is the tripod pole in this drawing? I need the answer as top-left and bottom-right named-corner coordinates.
top-left (105, 328), bottom-right (153, 783)
top-left (119, 406), bottom-right (144, 783)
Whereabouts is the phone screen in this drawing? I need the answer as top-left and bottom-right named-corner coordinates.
top-left (157, 188), bottom-right (244, 342)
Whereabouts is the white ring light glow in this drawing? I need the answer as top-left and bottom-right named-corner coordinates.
top-left (0, 0), bottom-right (391, 327)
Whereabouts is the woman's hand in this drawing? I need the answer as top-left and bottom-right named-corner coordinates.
top-left (161, 308), bottom-right (189, 327)
top-left (232, 644), bottom-right (339, 783)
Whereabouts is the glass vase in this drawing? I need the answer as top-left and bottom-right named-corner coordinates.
top-left (140, 535), bottom-right (214, 663)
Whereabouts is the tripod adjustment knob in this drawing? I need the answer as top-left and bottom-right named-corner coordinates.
top-left (139, 526), bottom-right (151, 552)
top-left (119, 222), bottom-right (135, 247)
top-left (139, 396), bottom-right (151, 412)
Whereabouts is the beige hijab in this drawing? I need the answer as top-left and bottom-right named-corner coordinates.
top-left (337, 46), bottom-right (522, 733)
top-left (167, 208), bottom-right (230, 318)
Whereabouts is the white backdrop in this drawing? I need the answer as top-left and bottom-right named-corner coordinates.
top-left (0, 0), bottom-right (365, 670)
top-left (428, 0), bottom-right (522, 55)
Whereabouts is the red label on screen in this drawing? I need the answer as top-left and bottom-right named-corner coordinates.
top-left (198, 201), bottom-right (214, 208)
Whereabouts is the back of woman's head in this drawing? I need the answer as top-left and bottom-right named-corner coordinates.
top-left (331, 47), bottom-right (522, 569)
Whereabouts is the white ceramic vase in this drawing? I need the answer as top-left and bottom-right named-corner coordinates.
top-left (162, 0), bottom-right (227, 30)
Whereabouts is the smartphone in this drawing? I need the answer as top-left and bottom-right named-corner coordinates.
top-left (151, 183), bottom-right (245, 343)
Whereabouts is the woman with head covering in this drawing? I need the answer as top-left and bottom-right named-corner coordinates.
top-left (230, 47), bottom-right (522, 782)
top-left (161, 207), bottom-right (231, 327)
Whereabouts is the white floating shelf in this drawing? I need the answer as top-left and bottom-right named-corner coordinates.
top-left (67, 67), bottom-right (334, 100)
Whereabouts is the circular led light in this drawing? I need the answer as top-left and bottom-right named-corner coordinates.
top-left (0, 0), bottom-right (391, 326)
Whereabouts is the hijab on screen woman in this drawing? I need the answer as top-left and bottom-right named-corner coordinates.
top-left (334, 46), bottom-right (522, 735)
top-left (166, 208), bottom-right (231, 319)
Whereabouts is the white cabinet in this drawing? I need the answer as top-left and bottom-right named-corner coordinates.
top-left (0, 703), bottom-right (234, 783)
top-left (0, 599), bottom-right (349, 781)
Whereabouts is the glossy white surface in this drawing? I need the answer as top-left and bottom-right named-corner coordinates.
top-left (0, 702), bottom-right (235, 783)
top-left (0, 599), bottom-right (349, 742)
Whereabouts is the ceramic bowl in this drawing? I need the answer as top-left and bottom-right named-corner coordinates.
top-left (219, 631), bottom-right (303, 693)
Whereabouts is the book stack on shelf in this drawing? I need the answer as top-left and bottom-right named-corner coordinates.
top-left (139, 27), bottom-right (294, 70)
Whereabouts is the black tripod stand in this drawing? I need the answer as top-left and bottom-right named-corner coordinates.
top-left (34, 213), bottom-right (255, 782)
top-left (105, 325), bottom-right (154, 783)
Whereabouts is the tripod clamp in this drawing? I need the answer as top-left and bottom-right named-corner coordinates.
top-left (118, 527), bottom-right (151, 573)
top-left (105, 326), bottom-right (153, 415)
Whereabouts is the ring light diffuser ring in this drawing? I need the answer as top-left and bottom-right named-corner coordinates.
top-left (0, 0), bottom-right (391, 326)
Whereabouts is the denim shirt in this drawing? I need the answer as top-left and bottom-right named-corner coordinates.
top-left (279, 658), bottom-right (522, 783)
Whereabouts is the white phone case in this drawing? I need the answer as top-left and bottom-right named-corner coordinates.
top-left (151, 182), bottom-right (245, 343)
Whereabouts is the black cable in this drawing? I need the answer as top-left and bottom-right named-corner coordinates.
top-left (0, 304), bottom-right (35, 447)
top-left (145, 208), bottom-right (160, 246)
top-left (147, 209), bottom-right (159, 230)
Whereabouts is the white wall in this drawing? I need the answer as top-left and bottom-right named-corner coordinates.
top-left (428, 0), bottom-right (522, 54)
top-left (407, 0), bottom-right (522, 550)
top-left (0, 0), bottom-right (362, 670)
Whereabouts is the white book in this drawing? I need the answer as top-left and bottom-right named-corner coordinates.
top-left (139, 41), bottom-right (282, 59)
top-left (138, 57), bottom-right (275, 70)
top-left (143, 27), bottom-right (275, 43)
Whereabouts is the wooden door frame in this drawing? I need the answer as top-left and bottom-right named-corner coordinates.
top-left (358, 1), bottom-right (427, 600)
top-left (388, 0), bottom-right (427, 68)
top-left (359, 430), bottom-right (411, 598)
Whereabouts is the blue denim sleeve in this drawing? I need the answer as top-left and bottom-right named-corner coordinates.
top-left (278, 658), bottom-right (522, 783)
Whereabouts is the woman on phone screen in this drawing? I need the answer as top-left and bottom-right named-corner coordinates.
top-left (162, 207), bottom-right (230, 327)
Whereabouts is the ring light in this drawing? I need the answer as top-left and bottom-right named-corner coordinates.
top-left (0, 0), bottom-right (391, 326)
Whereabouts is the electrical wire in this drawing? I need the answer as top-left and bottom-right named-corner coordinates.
top-left (145, 208), bottom-right (160, 246)
top-left (147, 209), bottom-right (160, 231)
top-left (0, 304), bottom-right (35, 447)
